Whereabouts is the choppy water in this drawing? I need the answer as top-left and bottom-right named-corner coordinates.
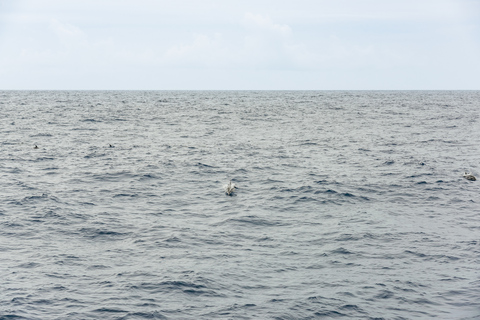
top-left (1, 90), bottom-right (480, 319)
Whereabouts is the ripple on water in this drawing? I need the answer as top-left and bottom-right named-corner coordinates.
top-left (1, 91), bottom-right (480, 319)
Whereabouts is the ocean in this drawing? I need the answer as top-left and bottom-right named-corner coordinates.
top-left (1, 90), bottom-right (479, 319)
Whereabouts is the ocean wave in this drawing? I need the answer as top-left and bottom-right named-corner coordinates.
top-left (2, 90), bottom-right (480, 319)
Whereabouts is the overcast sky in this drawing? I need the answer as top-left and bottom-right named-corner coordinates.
top-left (1, 0), bottom-right (479, 90)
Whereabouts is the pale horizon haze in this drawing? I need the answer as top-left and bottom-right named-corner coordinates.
top-left (1, 0), bottom-right (479, 90)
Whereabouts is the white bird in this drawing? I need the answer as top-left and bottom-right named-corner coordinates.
top-left (224, 180), bottom-right (237, 196)
top-left (463, 172), bottom-right (476, 181)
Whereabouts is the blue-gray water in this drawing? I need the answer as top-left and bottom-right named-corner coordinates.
top-left (1, 91), bottom-right (479, 320)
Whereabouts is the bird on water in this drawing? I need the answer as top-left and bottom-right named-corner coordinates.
top-left (33, 145), bottom-right (39, 149)
top-left (224, 180), bottom-right (237, 196)
top-left (463, 172), bottom-right (476, 181)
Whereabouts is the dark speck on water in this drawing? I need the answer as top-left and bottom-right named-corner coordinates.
top-left (1, 90), bottom-right (480, 319)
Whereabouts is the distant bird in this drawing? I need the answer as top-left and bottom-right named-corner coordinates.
top-left (463, 172), bottom-right (476, 181)
top-left (224, 180), bottom-right (237, 196)
top-left (33, 145), bottom-right (39, 149)
top-left (109, 144), bottom-right (115, 148)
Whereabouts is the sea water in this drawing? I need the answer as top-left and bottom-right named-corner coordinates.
top-left (1, 90), bottom-right (479, 319)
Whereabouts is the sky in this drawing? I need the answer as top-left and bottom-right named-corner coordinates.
top-left (0, 0), bottom-right (479, 90)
